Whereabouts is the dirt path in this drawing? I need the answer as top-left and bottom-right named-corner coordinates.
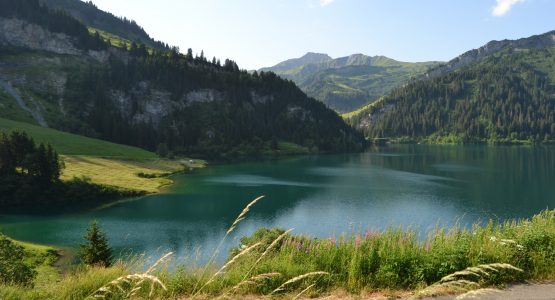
top-left (420, 283), bottom-right (555, 300)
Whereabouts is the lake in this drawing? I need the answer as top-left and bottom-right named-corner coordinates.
top-left (1, 145), bottom-right (555, 263)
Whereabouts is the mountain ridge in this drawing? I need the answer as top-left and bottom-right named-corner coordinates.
top-left (426, 30), bottom-right (555, 78)
top-left (349, 30), bottom-right (555, 144)
top-left (260, 52), bottom-right (440, 112)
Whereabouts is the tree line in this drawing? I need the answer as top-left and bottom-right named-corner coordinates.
top-left (0, 131), bottom-right (62, 183)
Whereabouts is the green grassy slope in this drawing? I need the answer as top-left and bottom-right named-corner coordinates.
top-left (300, 62), bottom-right (436, 112)
top-left (0, 117), bottom-right (156, 159)
top-left (0, 118), bottom-right (194, 193)
top-left (88, 28), bottom-right (133, 49)
top-left (0, 89), bottom-right (36, 124)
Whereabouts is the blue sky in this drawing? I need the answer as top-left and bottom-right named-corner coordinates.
top-left (87, 0), bottom-right (555, 70)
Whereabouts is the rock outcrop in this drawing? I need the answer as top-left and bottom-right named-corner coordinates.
top-left (0, 18), bottom-right (80, 55)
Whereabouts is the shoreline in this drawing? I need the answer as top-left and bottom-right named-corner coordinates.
top-left (371, 136), bottom-right (555, 146)
top-left (60, 156), bottom-right (207, 209)
top-left (2, 209), bottom-right (555, 299)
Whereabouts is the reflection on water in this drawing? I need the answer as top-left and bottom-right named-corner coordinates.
top-left (206, 175), bottom-right (316, 187)
top-left (1, 145), bottom-right (555, 262)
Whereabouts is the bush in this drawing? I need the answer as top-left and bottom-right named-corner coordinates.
top-left (0, 234), bottom-right (36, 286)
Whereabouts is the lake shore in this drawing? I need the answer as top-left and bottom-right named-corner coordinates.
top-left (60, 155), bottom-right (207, 195)
top-left (2, 209), bottom-right (555, 299)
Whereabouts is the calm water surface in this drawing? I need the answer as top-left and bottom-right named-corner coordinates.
top-left (1, 145), bottom-right (555, 262)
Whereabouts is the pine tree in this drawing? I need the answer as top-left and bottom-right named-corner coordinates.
top-left (79, 221), bottom-right (112, 267)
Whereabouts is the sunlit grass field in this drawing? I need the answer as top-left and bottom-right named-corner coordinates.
top-left (0, 117), bottom-right (206, 193)
top-left (61, 156), bottom-right (197, 193)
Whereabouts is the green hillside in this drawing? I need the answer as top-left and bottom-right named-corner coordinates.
top-left (0, 0), bottom-right (364, 158)
top-left (350, 41), bottom-right (555, 144)
top-left (261, 53), bottom-right (440, 112)
top-left (0, 117), bottom-right (156, 159)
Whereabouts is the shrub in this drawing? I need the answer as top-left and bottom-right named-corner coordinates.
top-left (0, 234), bottom-right (36, 286)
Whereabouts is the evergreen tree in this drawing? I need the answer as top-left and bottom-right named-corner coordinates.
top-left (186, 48), bottom-right (193, 61)
top-left (0, 133), bottom-right (14, 175)
top-left (79, 221), bottom-right (112, 267)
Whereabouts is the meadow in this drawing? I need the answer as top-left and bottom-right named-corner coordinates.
top-left (0, 117), bottom-right (205, 193)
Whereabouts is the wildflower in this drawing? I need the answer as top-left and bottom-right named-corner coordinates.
top-left (355, 235), bottom-right (362, 248)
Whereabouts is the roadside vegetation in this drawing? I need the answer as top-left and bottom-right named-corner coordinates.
top-left (1, 197), bottom-right (554, 299)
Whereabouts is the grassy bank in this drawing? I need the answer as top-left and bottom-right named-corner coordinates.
top-left (2, 206), bottom-right (555, 299)
top-left (61, 156), bottom-right (204, 194)
top-left (0, 117), bottom-right (205, 194)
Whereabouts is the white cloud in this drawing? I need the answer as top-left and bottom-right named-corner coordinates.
top-left (492, 0), bottom-right (526, 17)
top-left (320, 0), bottom-right (336, 7)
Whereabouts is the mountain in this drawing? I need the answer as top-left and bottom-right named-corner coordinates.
top-left (0, 0), bottom-right (364, 158)
top-left (260, 53), bottom-right (440, 113)
top-left (39, 0), bottom-right (168, 50)
top-left (349, 30), bottom-right (555, 144)
top-left (260, 52), bottom-right (332, 73)
top-left (426, 30), bottom-right (555, 78)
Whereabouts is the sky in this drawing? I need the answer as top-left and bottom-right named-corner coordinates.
top-left (86, 0), bottom-right (555, 70)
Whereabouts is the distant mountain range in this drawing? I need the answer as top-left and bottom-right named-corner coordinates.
top-left (260, 53), bottom-right (441, 112)
top-left (348, 30), bottom-right (555, 144)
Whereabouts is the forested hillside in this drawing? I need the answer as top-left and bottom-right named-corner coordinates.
top-left (39, 0), bottom-right (168, 50)
top-left (0, 0), bottom-right (364, 158)
top-left (261, 53), bottom-right (439, 112)
top-left (350, 39), bottom-right (555, 144)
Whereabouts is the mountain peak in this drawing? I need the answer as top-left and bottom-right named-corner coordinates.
top-left (260, 52), bottom-right (332, 73)
top-left (300, 52), bottom-right (333, 61)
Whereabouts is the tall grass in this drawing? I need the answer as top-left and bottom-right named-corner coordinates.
top-left (2, 203), bottom-right (555, 299)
